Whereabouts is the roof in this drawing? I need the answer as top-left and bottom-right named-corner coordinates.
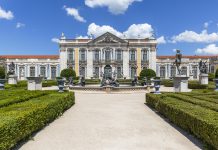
top-left (0, 55), bottom-right (59, 59)
top-left (157, 55), bottom-right (218, 59)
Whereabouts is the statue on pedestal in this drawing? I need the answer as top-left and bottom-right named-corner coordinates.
top-left (174, 50), bottom-right (182, 75)
top-left (8, 62), bottom-right (15, 75)
top-left (199, 60), bottom-right (207, 74)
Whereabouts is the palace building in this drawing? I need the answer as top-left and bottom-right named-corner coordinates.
top-left (0, 32), bottom-right (218, 80)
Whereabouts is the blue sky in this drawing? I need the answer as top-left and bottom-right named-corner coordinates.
top-left (0, 0), bottom-right (218, 56)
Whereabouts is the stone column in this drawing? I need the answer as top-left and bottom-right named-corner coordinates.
top-left (137, 48), bottom-right (141, 76)
top-left (87, 50), bottom-right (93, 79)
top-left (60, 48), bottom-right (67, 71)
top-left (74, 48), bottom-right (79, 76)
top-left (123, 49), bottom-right (129, 79)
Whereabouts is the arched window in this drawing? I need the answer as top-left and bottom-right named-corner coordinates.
top-left (181, 66), bottom-right (187, 76)
top-left (160, 66), bottom-right (166, 78)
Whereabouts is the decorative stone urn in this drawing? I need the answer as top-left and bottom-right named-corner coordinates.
top-left (173, 75), bottom-right (190, 92)
top-left (57, 79), bottom-right (65, 92)
top-left (199, 73), bottom-right (208, 85)
top-left (0, 79), bottom-right (6, 90)
top-left (214, 79), bottom-right (218, 91)
top-left (27, 77), bottom-right (43, 91)
top-left (153, 79), bottom-right (161, 94)
top-left (8, 75), bottom-right (18, 85)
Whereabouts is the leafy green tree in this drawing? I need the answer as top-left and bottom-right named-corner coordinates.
top-left (60, 68), bottom-right (76, 80)
top-left (0, 66), bottom-right (5, 79)
top-left (139, 69), bottom-right (156, 80)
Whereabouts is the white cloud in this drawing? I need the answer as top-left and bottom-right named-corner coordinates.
top-left (157, 36), bottom-right (166, 44)
top-left (51, 38), bottom-right (60, 43)
top-left (76, 35), bottom-right (89, 39)
top-left (0, 6), bottom-right (14, 20)
top-left (85, 0), bottom-right (142, 15)
top-left (196, 44), bottom-right (218, 55)
top-left (16, 22), bottom-right (25, 29)
top-left (86, 23), bottom-right (154, 39)
top-left (173, 49), bottom-right (177, 52)
top-left (171, 30), bottom-right (218, 43)
top-left (63, 6), bottom-right (86, 23)
top-left (204, 22), bottom-right (209, 28)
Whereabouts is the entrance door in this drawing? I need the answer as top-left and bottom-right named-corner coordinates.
top-left (104, 65), bottom-right (112, 79)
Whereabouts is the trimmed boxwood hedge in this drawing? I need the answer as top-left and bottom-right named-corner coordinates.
top-left (0, 92), bottom-right (75, 150)
top-left (146, 93), bottom-right (218, 149)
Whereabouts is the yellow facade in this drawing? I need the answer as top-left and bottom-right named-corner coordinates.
top-left (137, 48), bottom-right (141, 76)
top-left (74, 48), bottom-right (79, 76)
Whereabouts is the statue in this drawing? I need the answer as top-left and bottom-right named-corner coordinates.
top-left (174, 50), bottom-right (182, 75)
top-left (199, 60), bottom-right (207, 74)
top-left (79, 76), bottom-right (85, 87)
top-left (8, 62), bottom-right (15, 75)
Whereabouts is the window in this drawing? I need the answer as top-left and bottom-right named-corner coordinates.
top-left (130, 50), bottom-right (136, 61)
top-left (170, 66), bottom-right (176, 77)
top-left (68, 49), bottom-right (74, 64)
top-left (51, 67), bottom-right (56, 79)
top-left (117, 67), bottom-right (122, 78)
top-left (94, 50), bottom-right (100, 61)
top-left (211, 66), bottom-right (215, 73)
top-left (80, 67), bottom-right (86, 77)
top-left (80, 49), bottom-right (86, 61)
top-left (192, 66), bottom-right (198, 79)
top-left (105, 51), bottom-right (111, 61)
top-left (19, 67), bottom-right (25, 78)
top-left (181, 66), bottom-right (187, 76)
top-left (116, 50), bottom-right (122, 61)
top-left (130, 67), bottom-right (136, 78)
top-left (30, 67), bottom-right (35, 77)
top-left (40, 66), bottom-right (46, 77)
top-left (142, 49), bottom-right (148, 61)
top-left (94, 67), bottom-right (99, 78)
top-left (160, 66), bottom-right (166, 78)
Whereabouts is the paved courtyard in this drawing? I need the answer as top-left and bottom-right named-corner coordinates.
top-left (19, 92), bottom-right (202, 150)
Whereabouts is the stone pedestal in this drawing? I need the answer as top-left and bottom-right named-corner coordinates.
top-left (153, 79), bottom-right (161, 94)
top-left (173, 76), bottom-right (189, 92)
top-left (199, 73), bottom-right (208, 85)
top-left (0, 79), bottom-right (6, 90)
top-left (27, 77), bottom-right (43, 91)
top-left (8, 75), bottom-right (18, 85)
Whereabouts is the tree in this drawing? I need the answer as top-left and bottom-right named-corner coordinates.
top-left (215, 68), bottom-right (218, 78)
top-left (60, 68), bottom-right (76, 80)
top-left (140, 69), bottom-right (156, 80)
top-left (0, 66), bottom-right (5, 79)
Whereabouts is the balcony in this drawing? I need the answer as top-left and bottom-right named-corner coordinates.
top-left (129, 60), bottom-right (137, 64)
top-left (79, 60), bottom-right (87, 64)
top-left (141, 60), bottom-right (149, 64)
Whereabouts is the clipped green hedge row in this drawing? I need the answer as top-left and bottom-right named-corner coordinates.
top-left (161, 79), bottom-right (173, 87)
top-left (146, 94), bottom-right (218, 149)
top-left (0, 90), bottom-right (50, 108)
top-left (0, 92), bottom-right (75, 150)
top-left (42, 80), bottom-right (57, 87)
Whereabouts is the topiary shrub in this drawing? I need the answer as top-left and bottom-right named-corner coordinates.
top-left (0, 66), bottom-right (5, 79)
top-left (60, 69), bottom-right (76, 80)
top-left (215, 69), bottom-right (218, 78)
top-left (208, 73), bottom-right (215, 81)
top-left (139, 69), bottom-right (156, 80)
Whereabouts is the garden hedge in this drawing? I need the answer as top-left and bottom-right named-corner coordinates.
top-left (146, 93), bottom-right (218, 149)
top-left (0, 92), bottom-right (75, 150)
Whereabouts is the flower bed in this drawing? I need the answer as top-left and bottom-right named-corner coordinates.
top-left (146, 93), bottom-right (218, 149)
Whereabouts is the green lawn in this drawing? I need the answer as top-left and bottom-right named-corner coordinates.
top-left (146, 91), bottom-right (218, 149)
top-left (0, 89), bottom-right (75, 150)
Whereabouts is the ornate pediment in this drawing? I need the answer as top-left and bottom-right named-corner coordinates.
top-left (88, 32), bottom-right (127, 45)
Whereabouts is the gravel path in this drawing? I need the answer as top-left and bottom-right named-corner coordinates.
top-left (19, 92), bottom-right (202, 150)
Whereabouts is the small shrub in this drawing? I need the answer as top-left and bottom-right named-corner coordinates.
top-left (139, 69), bottom-right (156, 80)
top-left (188, 81), bottom-right (207, 89)
top-left (208, 73), bottom-right (215, 82)
top-left (60, 69), bottom-right (76, 80)
top-left (161, 79), bottom-right (173, 87)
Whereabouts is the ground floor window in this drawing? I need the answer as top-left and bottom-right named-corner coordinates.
top-left (93, 67), bottom-right (99, 78)
top-left (130, 67), bottom-right (136, 78)
top-left (40, 66), bottom-right (46, 78)
top-left (192, 66), bottom-right (198, 79)
top-left (30, 67), bottom-right (35, 77)
top-left (19, 67), bottom-right (25, 79)
top-left (117, 67), bottom-right (122, 78)
top-left (80, 66), bottom-right (86, 77)
top-left (181, 66), bottom-right (187, 76)
top-left (170, 66), bottom-right (176, 77)
top-left (51, 67), bottom-right (56, 79)
top-left (211, 66), bottom-right (215, 73)
top-left (160, 66), bottom-right (165, 78)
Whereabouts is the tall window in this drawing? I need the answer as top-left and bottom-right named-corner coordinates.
top-left (160, 66), bottom-right (166, 78)
top-left (68, 49), bottom-right (74, 64)
top-left (130, 50), bottom-right (136, 61)
top-left (192, 66), bottom-right (198, 79)
top-left (80, 67), bottom-right (86, 77)
top-left (211, 66), bottom-right (215, 73)
top-left (40, 66), bottom-right (46, 78)
top-left (130, 67), bottom-right (136, 78)
top-left (94, 50), bottom-right (100, 61)
top-left (94, 67), bottom-right (99, 78)
top-left (181, 66), bottom-right (187, 76)
top-left (116, 50), bottom-right (122, 61)
top-left (105, 51), bottom-right (111, 61)
top-left (19, 67), bottom-right (25, 79)
top-left (51, 67), bottom-right (57, 79)
top-left (117, 67), bottom-right (122, 78)
top-left (30, 67), bottom-right (35, 77)
top-left (80, 49), bottom-right (86, 61)
top-left (170, 66), bottom-right (176, 77)
top-left (142, 49), bottom-right (148, 61)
